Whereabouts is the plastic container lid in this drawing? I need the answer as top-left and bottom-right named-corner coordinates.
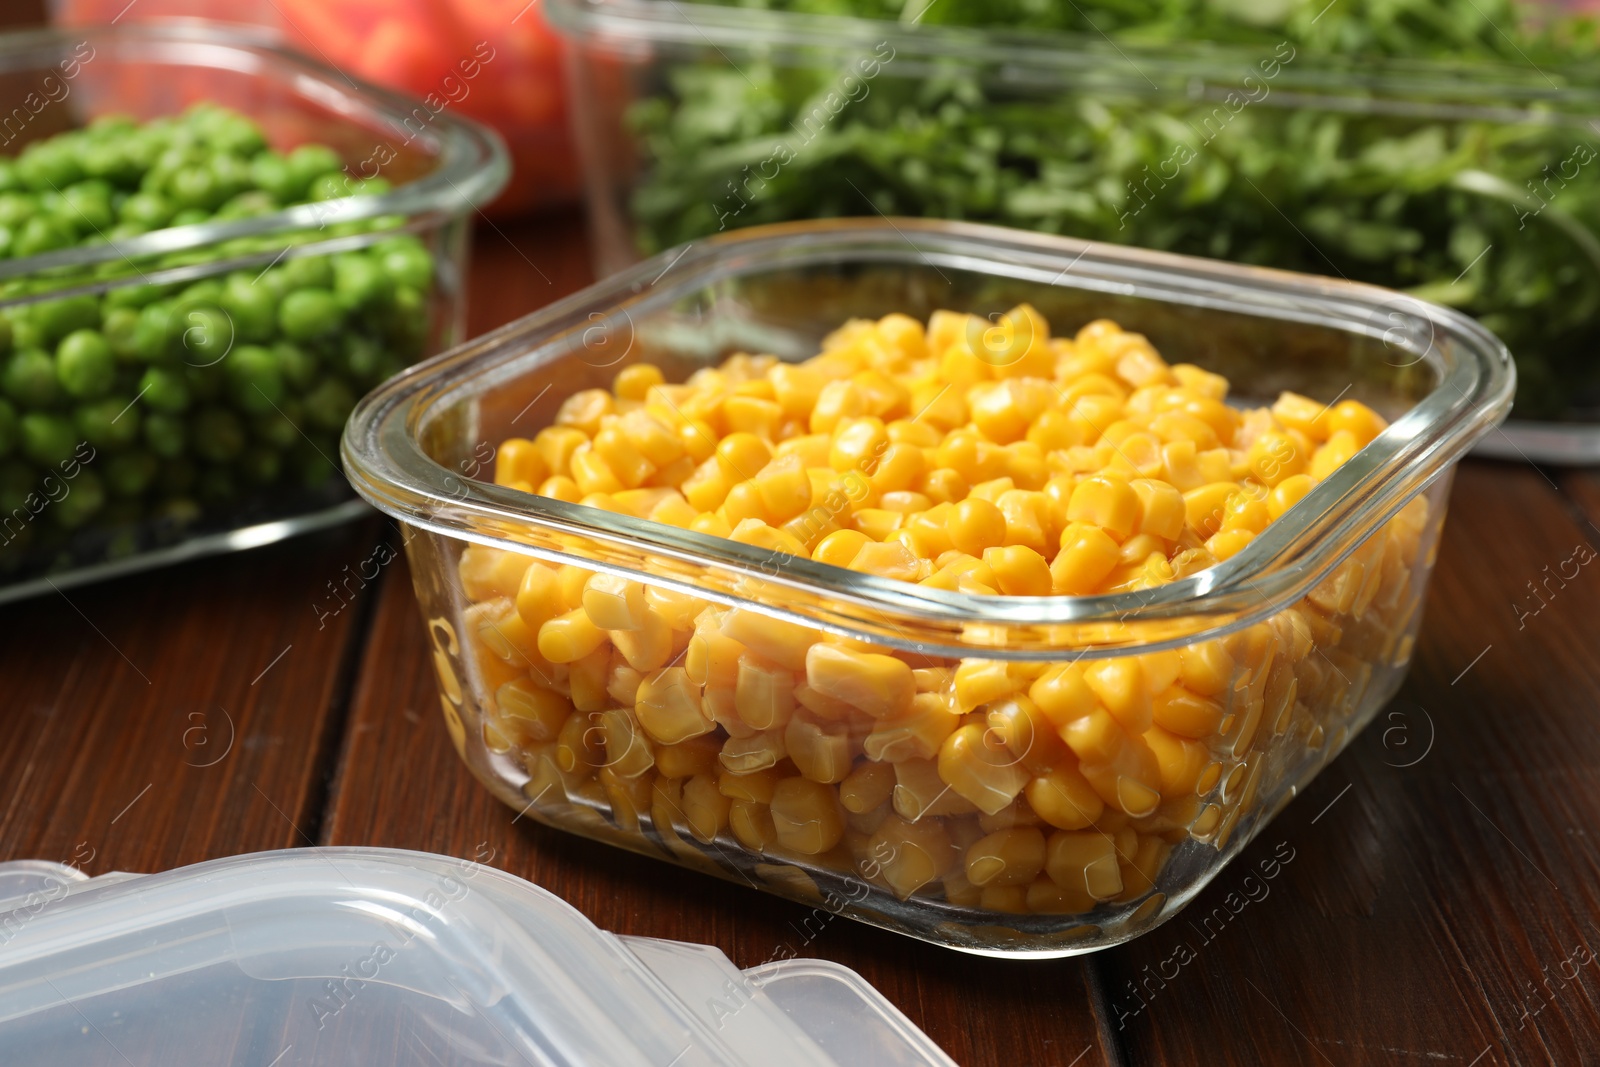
top-left (0, 847), bottom-right (955, 1066)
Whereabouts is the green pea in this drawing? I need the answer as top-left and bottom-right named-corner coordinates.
top-left (249, 151), bottom-right (299, 202)
top-left (60, 181), bottom-right (114, 232)
top-left (105, 451), bottom-right (158, 498)
top-left (104, 283), bottom-right (171, 310)
top-left (374, 237), bottom-right (435, 292)
top-left (389, 285), bottom-right (428, 358)
top-left (0, 224), bottom-right (14, 259)
top-left (280, 255), bottom-right (333, 290)
top-left (303, 377), bottom-right (355, 431)
top-left (293, 439), bottom-right (339, 488)
top-left (219, 273), bottom-right (277, 342)
top-left (3, 348), bottom-right (61, 408)
top-left (176, 278), bottom-right (224, 307)
top-left (118, 191), bottom-right (172, 230)
top-left (209, 153), bottom-right (254, 201)
top-left (168, 165), bottom-right (221, 211)
top-left (56, 330), bottom-right (116, 399)
top-left (0, 193), bottom-right (36, 228)
top-left (138, 365), bottom-right (190, 413)
top-left (16, 142), bottom-right (84, 191)
top-left (34, 295), bottom-right (99, 345)
top-left (19, 412), bottom-right (77, 467)
top-left (13, 216), bottom-right (75, 257)
top-left (80, 141), bottom-right (141, 186)
top-left (134, 301), bottom-right (177, 363)
top-left (174, 306), bottom-right (234, 367)
top-left (238, 445), bottom-right (282, 486)
top-left (332, 253), bottom-right (387, 311)
top-left (286, 144), bottom-right (343, 194)
top-left (278, 289), bottom-right (342, 342)
top-left (143, 411), bottom-right (186, 458)
top-left (215, 189), bottom-right (277, 220)
top-left (273, 340), bottom-right (319, 391)
top-left (170, 207), bottom-right (210, 227)
top-left (53, 469), bottom-right (104, 528)
top-left (0, 160), bottom-right (19, 194)
top-left (102, 306), bottom-right (142, 364)
top-left (0, 397), bottom-right (15, 457)
top-left (0, 315), bottom-right (13, 354)
top-left (225, 344), bottom-right (284, 413)
top-left (335, 334), bottom-right (384, 385)
top-left (191, 406), bottom-right (245, 462)
top-left (306, 172), bottom-right (357, 202)
top-left (9, 316), bottom-right (43, 353)
top-left (76, 396), bottom-right (140, 451)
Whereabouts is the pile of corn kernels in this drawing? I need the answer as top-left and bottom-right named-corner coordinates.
top-left (454, 307), bottom-right (1423, 916)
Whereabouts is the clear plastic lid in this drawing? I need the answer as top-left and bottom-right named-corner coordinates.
top-left (0, 847), bottom-right (954, 1067)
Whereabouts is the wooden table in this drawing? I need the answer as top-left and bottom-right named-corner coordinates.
top-left (5, 206), bottom-right (1600, 1067)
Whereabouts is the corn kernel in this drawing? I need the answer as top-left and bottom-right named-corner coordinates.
top-left (949, 497), bottom-right (1007, 556)
top-left (1052, 522), bottom-right (1120, 595)
top-left (965, 826), bottom-right (1046, 888)
top-left (865, 691), bottom-right (960, 763)
top-left (770, 777), bottom-right (844, 854)
top-left (1267, 473), bottom-right (1316, 520)
top-left (938, 723), bottom-right (1029, 816)
top-left (721, 608), bottom-right (818, 671)
top-left (840, 760), bottom-right (896, 813)
top-left (537, 609), bottom-right (606, 664)
top-left (1027, 762), bottom-right (1105, 830)
top-left (1046, 830), bottom-right (1123, 900)
top-left (495, 677), bottom-right (569, 743)
top-left (1067, 473), bottom-right (1141, 541)
top-left (805, 643), bottom-right (915, 719)
top-left (719, 730), bottom-right (787, 774)
top-left (582, 572), bottom-right (646, 631)
top-left (1326, 399), bottom-right (1387, 446)
top-left (1310, 429), bottom-right (1362, 480)
top-left (635, 666), bottom-right (712, 745)
top-left (682, 773), bottom-right (733, 843)
top-left (784, 714), bottom-right (853, 783)
top-left (655, 734), bottom-right (720, 779)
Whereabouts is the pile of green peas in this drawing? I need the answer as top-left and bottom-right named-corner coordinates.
top-left (0, 104), bottom-right (433, 563)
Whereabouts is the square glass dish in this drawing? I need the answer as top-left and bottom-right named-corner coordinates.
top-left (546, 0), bottom-right (1593, 454)
top-left (343, 219), bottom-right (1513, 956)
top-left (0, 21), bottom-right (507, 603)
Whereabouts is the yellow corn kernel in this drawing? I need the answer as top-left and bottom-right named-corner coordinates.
top-left (850, 508), bottom-right (904, 542)
top-left (805, 643), bottom-right (914, 720)
top-left (1051, 521), bottom-right (1120, 595)
top-left (535, 425), bottom-right (588, 475)
top-left (1078, 732), bottom-right (1162, 817)
top-left (1246, 430), bottom-right (1307, 487)
top-left (494, 677), bottom-right (569, 743)
top-left (729, 518), bottom-right (808, 559)
top-left (681, 773), bottom-right (733, 843)
top-left (1061, 707), bottom-right (1128, 766)
top-left (938, 723), bottom-right (1029, 816)
top-left (724, 394), bottom-right (784, 441)
top-left (784, 714), bottom-right (853, 784)
top-left (493, 437), bottom-right (547, 488)
top-left (865, 815), bottom-right (957, 898)
top-left (748, 454), bottom-right (811, 525)
top-left (592, 425), bottom-right (655, 488)
top-left (967, 378), bottom-right (1054, 444)
top-left (721, 608), bottom-right (818, 671)
top-left (865, 691), bottom-right (960, 762)
top-left (733, 654), bottom-right (795, 731)
top-left (1084, 658), bottom-right (1151, 733)
top-left (536, 475), bottom-right (582, 502)
top-left (1151, 684), bottom-right (1225, 738)
top-left (581, 572), bottom-right (646, 631)
top-left (555, 708), bottom-right (604, 774)
top-left (570, 444), bottom-right (626, 497)
top-left (952, 659), bottom-right (1019, 713)
top-left (556, 388), bottom-right (613, 434)
top-left (719, 766), bottom-right (779, 804)
top-left (809, 379), bottom-right (868, 435)
top-left (1067, 473), bottom-right (1141, 542)
top-left (635, 666), bottom-right (712, 745)
top-left (769, 777), bottom-right (844, 854)
top-left (537, 609), bottom-right (606, 664)
top-left (813, 529), bottom-right (871, 568)
top-left (1171, 363), bottom-right (1228, 400)
top-left (1148, 411), bottom-right (1219, 450)
top-left (1220, 489), bottom-right (1271, 535)
top-left (729, 800), bottom-right (778, 851)
top-left (713, 431), bottom-right (772, 480)
top-left (593, 707), bottom-right (652, 780)
top-left (1144, 725), bottom-right (1209, 796)
top-left (599, 765), bottom-right (654, 832)
top-left (840, 761), bottom-right (896, 813)
top-left (720, 482), bottom-right (767, 527)
top-left (982, 546), bottom-right (1050, 596)
top-left (681, 458), bottom-right (734, 512)
top-left (613, 362), bottom-right (665, 401)
top-left (1182, 481), bottom-right (1238, 540)
top-left (794, 682), bottom-right (857, 722)
top-left (643, 586), bottom-right (704, 632)
top-left (947, 497), bottom-right (1006, 557)
top-left (606, 657), bottom-right (644, 707)
top-left (1327, 399), bottom-right (1387, 446)
top-left (1124, 478), bottom-right (1183, 541)
top-left (1027, 664), bottom-right (1096, 729)
top-left (1267, 473), bottom-right (1316, 520)
top-left (1310, 429), bottom-right (1361, 480)
top-left (459, 546), bottom-right (530, 602)
top-left (965, 826), bottom-right (1047, 888)
top-left (1046, 830), bottom-right (1123, 901)
top-left (567, 644), bottom-right (610, 712)
top-left (891, 757), bottom-right (979, 820)
top-left (1026, 762), bottom-right (1105, 830)
top-left (719, 730), bottom-right (787, 774)
top-left (1178, 640), bottom-right (1234, 697)
top-left (1206, 528), bottom-right (1255, 561)
top-left (613, 609), bottom-right (674, 672)
top-left (1117, 833), bottom-right (1170, 900)
top-left (868, 442), bottom-right (925, 497)
top-left (655, 734), bottom-right (720, 779)
top-left (1026, 875), bottom-right (1097, 915)
top-left (765, 362), bottom-right (822, 420)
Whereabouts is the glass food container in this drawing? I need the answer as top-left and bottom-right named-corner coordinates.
top-left (343, 219), bottom-right (1513, 956)
top-left (546, 0), bottom-right (1592, 456)
top-left (0, 21), bottom-right (507, 604)
top-left (0, 847), bottom-right (956, 1065)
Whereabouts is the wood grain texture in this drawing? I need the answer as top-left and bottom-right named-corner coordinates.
top-left (0, 516), bottom-right (383, 877)
top-left (1101, 462), bottom-right (1600, 1066)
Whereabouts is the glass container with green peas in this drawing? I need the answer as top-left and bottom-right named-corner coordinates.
top-left (0, 21), bottom-right (506, 598)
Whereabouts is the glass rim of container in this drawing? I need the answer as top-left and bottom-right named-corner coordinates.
top-left (0, 19), bottom-right (509, 287)
top-left (545, 0), bottom-right (1600, 113)
top-left (343, 217), bottom-right (1514, 659)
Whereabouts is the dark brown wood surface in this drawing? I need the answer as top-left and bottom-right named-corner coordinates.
top-left (4, 197), bottom-right (1600, 1064)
